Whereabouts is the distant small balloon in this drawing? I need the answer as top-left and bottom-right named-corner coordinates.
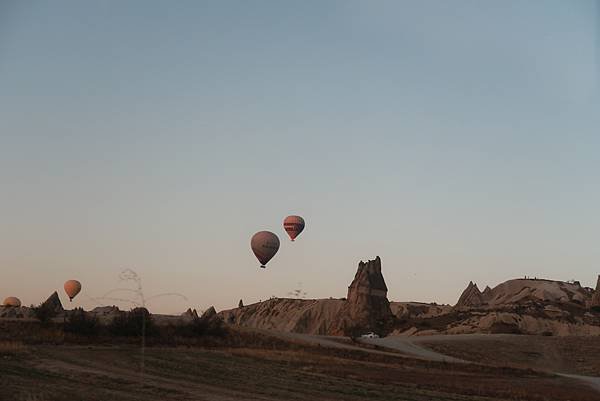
top-left (3, 297), bottom-right (21, 307)
top-left (64, 280), bottom-right (82, 302)
top-left (251, 231), bottom-right (280, 268)
top-left (283, 215), bottom-right (305, 241)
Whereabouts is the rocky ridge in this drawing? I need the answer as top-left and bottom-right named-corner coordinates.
top-left (220, 256), bottom-right (394, 336)
top-left (591, 275), bottom-right (600, 310)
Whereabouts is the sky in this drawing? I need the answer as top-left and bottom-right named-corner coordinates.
top-left (1, 1), bottom-right (599, 314)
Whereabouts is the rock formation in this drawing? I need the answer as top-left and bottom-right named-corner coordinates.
top-left (238, 299), bottom-right (244, 308)
top-left (219, 256), bottom-right (395, 335)
top-left (343, 256), bottom-right (393, 334)
top-left (591, 275), bottom-right (600, 310)
top-left (389, 278), bottom-right (600, 337)
top-left (484, 279), bottom-right (587, 306)
top-left (42, 291), bottom-right (64, 314)
top-left (482, 286), bottom-right (492, 301)
top-left (181, 308), bottom-right (199, 320)
top-left (390, 302), bottom-right (452, 320)
top-left (201, 306), bottom-right (219, 322)
top-left (455, 281), bottom-right (484, 309)
top-left (217, 260), bottom-right (600, 337)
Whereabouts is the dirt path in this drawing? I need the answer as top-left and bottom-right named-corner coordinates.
top-left (558, 374), bottom-right (600, 393)
top-left (359, 336), bottom-right (464, 362)
top-left (267, 330), bottom-right (406, 357)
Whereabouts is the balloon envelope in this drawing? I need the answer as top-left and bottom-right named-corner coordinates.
top-left (251, 231), bottom-right (280, 268)
top-left (283, 215), bottom-right (305, 241)
top-left (64, 280), bottom-right (82, 301)
top-left (3, 297), bottom-right (21, 307)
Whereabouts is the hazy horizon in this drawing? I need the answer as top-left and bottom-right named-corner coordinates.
top-left (1, 1), bottom-right (599, 314)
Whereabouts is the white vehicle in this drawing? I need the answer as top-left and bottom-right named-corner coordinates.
top-left (360, 332), bottom-right (379, 339)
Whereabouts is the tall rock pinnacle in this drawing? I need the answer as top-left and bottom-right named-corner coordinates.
top-left (345, 256), bottom-right (393, 334)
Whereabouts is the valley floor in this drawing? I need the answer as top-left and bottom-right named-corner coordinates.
top-left (2, 334), bottom-right (600, 401)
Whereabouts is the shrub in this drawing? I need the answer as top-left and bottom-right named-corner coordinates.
top-left (32, 303), bottom-right (58, 325)
top-left (174, 317), bottom-right (226, 338)
top-left (64, 308), bottom-right (99, 336)
top-left (108, 307), bottom-right (157, 337)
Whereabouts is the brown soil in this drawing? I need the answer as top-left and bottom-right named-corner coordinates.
top-left (1, 339), bottom-right (598, 401)
top-left (421, 334), bottom-right (600, 377)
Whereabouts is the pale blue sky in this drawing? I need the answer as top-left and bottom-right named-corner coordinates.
top-left (1, 1), bottom-right (599, 313)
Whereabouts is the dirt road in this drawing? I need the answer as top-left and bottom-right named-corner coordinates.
top-left (359, 336), bottom-right (464, 362)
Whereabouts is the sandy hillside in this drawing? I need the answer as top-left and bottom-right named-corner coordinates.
top-left (220, 298), bottom-right (345, 334)
top-left (485, 279), bottom-right (591, 306)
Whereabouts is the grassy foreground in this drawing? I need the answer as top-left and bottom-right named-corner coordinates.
top-left (1, 335), bottom-right (599, 401)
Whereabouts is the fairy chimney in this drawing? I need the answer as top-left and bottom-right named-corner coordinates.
top-left (345, 256), bottom-right (393, 332)
top-left (455, 281), bottom-right (484, 309)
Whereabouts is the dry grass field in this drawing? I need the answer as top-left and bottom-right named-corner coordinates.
top-left (421, 334), bottom-right (600, 377)
top-left (1, 335), bottom-right (599, 401)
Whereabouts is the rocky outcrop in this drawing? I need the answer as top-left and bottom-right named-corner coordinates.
top-left (181, 308), bottom-right (199, 320)
top-left (217, 261), bottom-right (600, 338)
top-left (484, 279), bottom-right (588, 307)
top-left (443, 311), bottom-right (600, 336)
top-left (390, 302), bottom-right (452, 319)
top-left (482, 286), bottom-right (492, 301)
top-left (591, 276), bottom-right (600, 310)
top-left (455, 282), bottom-right (484, 309)
top-left (343, 256), bottom-right (393, 334)
top-left (220, 298), bottom-right (345, 334)
top-left (42, 291), bottom-right (64, 314)
top-left (394, 278), bottom-right (600, 337)
top-left (219, 256), bottom-right (395, 336)
top-left (201, 306), bottom-right (220, 322)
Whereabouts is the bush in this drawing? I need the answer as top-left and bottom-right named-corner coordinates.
top-left (32, 303), bottom-right (58, 325)
top-left (174, 317), bottom-right (226, 338)
top-left (108, 307), bottom-right (157, 337)
top-left (64, 308), bottom-right (99, 336)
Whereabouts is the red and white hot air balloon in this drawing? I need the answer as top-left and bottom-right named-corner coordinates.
top-left (251, 231), bottom-right (280, 268)
top-left (283, 215), bottom-right (305, 241)
top-left (64, 280), bottom-right (82, 302)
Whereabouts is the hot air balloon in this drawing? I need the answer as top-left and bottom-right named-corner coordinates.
top-left (64, 280), bottom-right (82, 302)
top-left (283, 215), bottom-right (305, 241)
top-left (3, 297), bottom-right (21, 307)
top-left (251, 231), bottom-right (280, 268)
